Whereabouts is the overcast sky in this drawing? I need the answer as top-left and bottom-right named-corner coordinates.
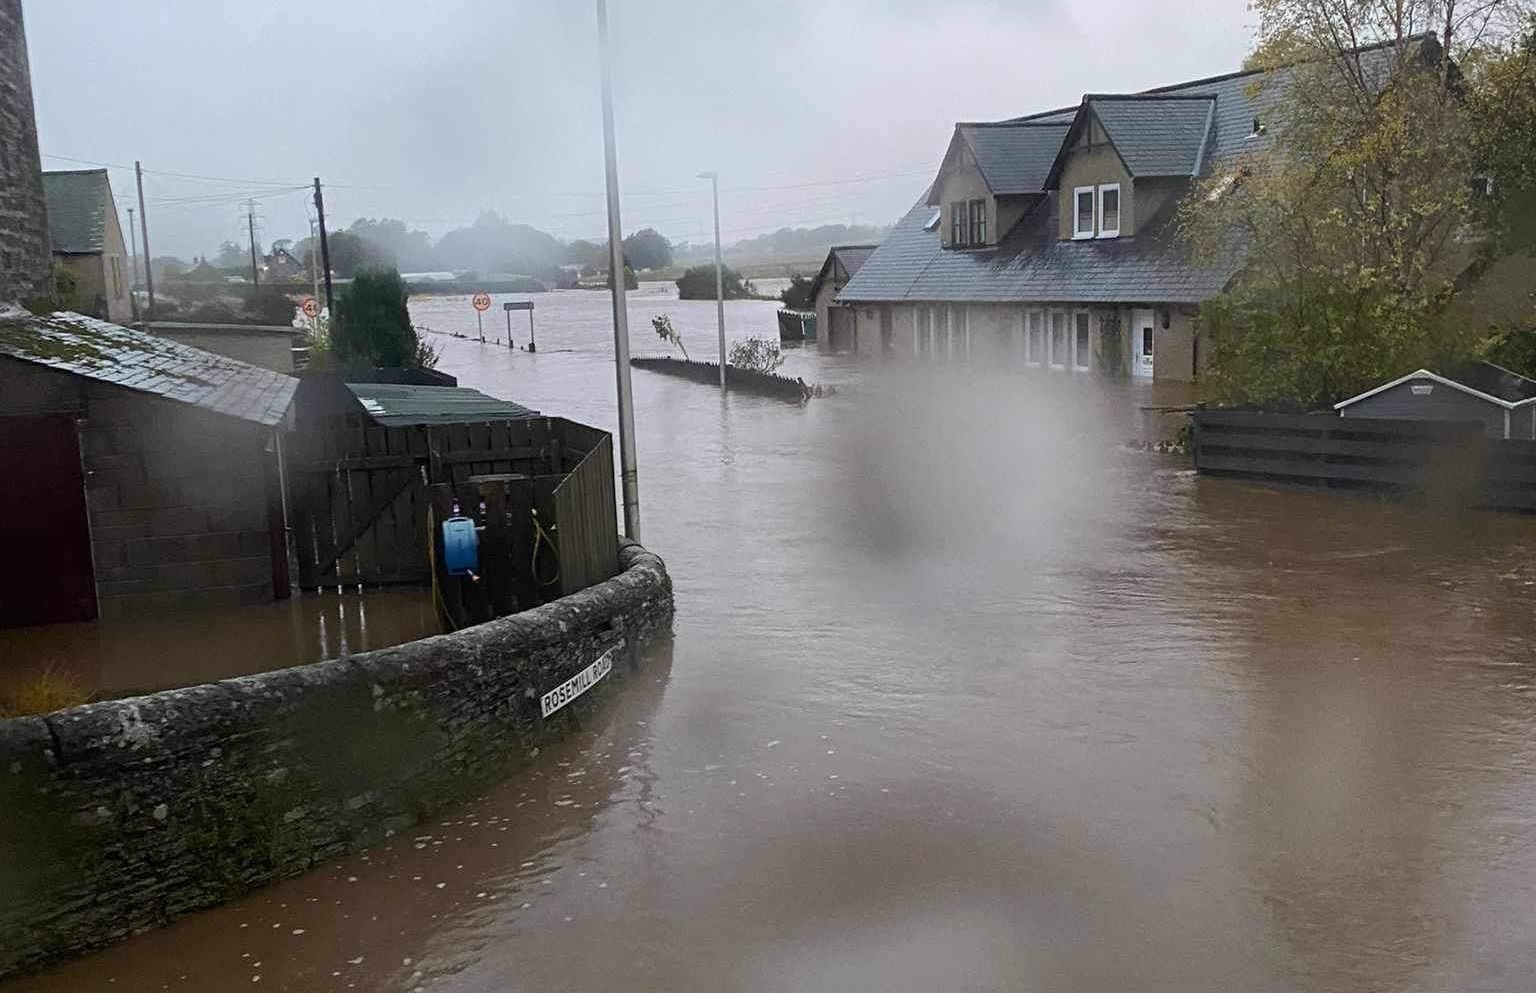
top-left (25, 0), bottom-right (1255, 258)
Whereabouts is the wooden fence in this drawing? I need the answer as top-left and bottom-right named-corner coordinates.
top-left (630, 356), bottom-right (820, 400)
top-left (1192, 409), bottom-right (1536, 511)
top-left (287, 416), bottom-right (620, 592)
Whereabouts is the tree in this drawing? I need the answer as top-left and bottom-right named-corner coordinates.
top-left (676, 264), bottom-right (753, 300)
top-left (621, 228), bottom-right (673, 270)
top-left (608, 265), bottom-right (639, 291)
top-left (433, 211), bottom-right (564, 275)
top-left (330, 268), bottom-right (437, 369)
top-left (651, 314), bottom-right (689, 359)
top-left (728, 337), bottom-right (785, 374)
top-left (347, 218), bottom-right (436, 271)
top-left (779, 274), bottom-right (815, 309)
top-left (1183, 0), bottom-right (1536, 409)
top-left (304, 230), bottom-right (388, 279)
top-left (213, 240), bottom-right (247, 270)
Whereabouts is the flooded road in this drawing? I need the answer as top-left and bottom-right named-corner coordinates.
top-left (10, 285), bottom-right (1536, 991)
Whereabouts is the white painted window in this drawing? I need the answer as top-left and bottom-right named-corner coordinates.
top-left (1026, 310), bottom-right (1044, 366)
top-left (1073, 188), bottom-right (1096, 240)
top-left (1073, 311), bottom-right (1092, 370)
top-left (1097, 184), bottom-right (1121, 239)
top-left (1049, 310), bottom-right (1067, 368)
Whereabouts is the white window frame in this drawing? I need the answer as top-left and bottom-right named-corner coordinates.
top-left (1072, 187), bottom-right (1096, 240)
top-left (1049, 309), bottom-right (1068, 369)
top-left (1072, 310), bottom-right (1093, 371)
top-left (1096, 184), bottom-right (1121, 239)
top-left (1025, 310), bottom-right (1044, 366)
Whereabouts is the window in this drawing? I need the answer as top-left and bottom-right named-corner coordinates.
top-left (1073, 187), bottom-right (1096, 239)
top-left (924, 208), bottom-right (942, 232)
top-left (110, 256), bottom-right (123, 297)
top-left (1073, 311), bottom-right (1092, 370)
top-left (1050, 310), bottom-right (1067, 368)
top-left (1097, 184), bottom-right (1120, 239)
top-left (968, 199), bottom-right (987, 245)
top-left (1026, 310), bottom-right (1043, 365)
top-left (950, 201), bottom-right (966, 245)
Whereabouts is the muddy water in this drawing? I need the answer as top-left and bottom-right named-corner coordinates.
top-left (10, 287), bottom-right (1536, 991)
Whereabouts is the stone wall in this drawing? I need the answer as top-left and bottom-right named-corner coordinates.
top-left (79, 384), bottom-right (278, 617)
top-left (146, 323), bottom-right (299, 373)
top-left (0, 0), bottom-right (50, 303)
top-left (0, 541), bottom-right (674, 979)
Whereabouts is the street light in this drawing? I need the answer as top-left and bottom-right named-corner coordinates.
top-left (698, 170), bottom-right (726, 390)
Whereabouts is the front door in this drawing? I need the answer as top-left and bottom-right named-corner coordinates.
top-left (1131, 308), bottom-right (1156, 379)
top-left (0, 415), bottom-right (97, 628)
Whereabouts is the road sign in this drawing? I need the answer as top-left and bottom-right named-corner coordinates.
top-left (472, 292), bottom-right (492, 312)
top-left (502, 301), bottom-right (534, 312)
top-left (301, 297), bottom-right (319, 319)
top-left (540, 648), bottom-right (615, 718)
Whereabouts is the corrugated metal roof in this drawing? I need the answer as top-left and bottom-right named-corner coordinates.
top-left (41, 169), bottom-right (112, 254)
top-left (1088, 97), bottom-right (1215, 177)
top-left (0, 309), bottom-right (298, 426)
top-left (963, 122), bottom-right (1073, 194)
top-left (344, 382), bottom-right (539, 426)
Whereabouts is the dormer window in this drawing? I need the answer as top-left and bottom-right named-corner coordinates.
top-left (948, 198), bottom-right (988, 247)
top-left (969, 200), bottom-right (986, 245)
top-left (1073, 187), bottom-right (1095, 240)
top-left (950, 201), bottom-right (965, 245)
top-left (1097, 184), bottom-right (1120, 239)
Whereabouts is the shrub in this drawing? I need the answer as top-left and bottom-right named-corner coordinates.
top-left (728, 336), bottom-right (784, 374)
top-left (331, 268), bottom-right (438, 369)
top-left (651, 314), bottom-right (689, 360)
top-left (1, 666), bottom-right (91, 717)
top-left (676, 264), bottom-right (753, 301)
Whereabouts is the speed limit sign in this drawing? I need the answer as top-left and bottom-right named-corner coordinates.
top-left (471, 292), bottom-right (492, 312)
top-left (301, 297), bottom-right (319, 319)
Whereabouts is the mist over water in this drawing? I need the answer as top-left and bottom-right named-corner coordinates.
top-left (14, 286), bottom-right (1536, 992)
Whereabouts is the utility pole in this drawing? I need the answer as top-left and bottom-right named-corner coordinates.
top-left (246, 200), bottom-right (261, 287)
top-left (313, 178), bottom-right (335, 318)
top-left (126, 206), bottom-right (140, 322)
top-left (699, 170), bottom-right (726, 389)
top-left (135, 161), bottom-right (155, 320)
top-left (597, 0), bottom-right (640, 541)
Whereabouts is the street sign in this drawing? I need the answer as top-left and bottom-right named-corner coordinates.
top-left (502, 301), bottom-right (534, 312)
top-left (301, 297), bottom-right (319, 319)
top-left (472, 292), bottom-right (492, 312)
top-left (504, 300), bottom-right (536, 351)
top-left (540, 647), bottom-right (615, 718)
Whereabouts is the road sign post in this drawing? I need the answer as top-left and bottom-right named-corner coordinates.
top-left (503, 301), bottom-right (535, 351)
top-left (472, 291), bottom-right (491, 342)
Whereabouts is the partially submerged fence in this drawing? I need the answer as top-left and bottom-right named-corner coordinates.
top-left (1191, 409), bottom-right (1536, 511)
top-left (287, 417), bottom-right (619, 597)
top-left (630, 356), bottom-right (820, 400)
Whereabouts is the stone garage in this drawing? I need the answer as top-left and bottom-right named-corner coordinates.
top-left (0, 309), bottom-right (298, 626)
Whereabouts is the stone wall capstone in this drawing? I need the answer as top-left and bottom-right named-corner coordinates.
top-left (0, 0), bottom-right (52, 304)
top-left (0, 540), bottom-right (674, 979)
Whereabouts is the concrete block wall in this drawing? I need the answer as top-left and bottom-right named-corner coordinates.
top-left (0, 0), bottom-right (50, 304)
top-left (80, 385), bottom-right (275, 617)
top-left (0, 541), bottom-right (674, 979)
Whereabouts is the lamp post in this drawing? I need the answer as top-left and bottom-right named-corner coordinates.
top-left (699, 170), bottom-right (726, 390)
top-left (597, 0), bottom-right (641, 540)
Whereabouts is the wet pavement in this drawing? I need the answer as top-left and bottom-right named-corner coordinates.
top-left (9, 285), bottom-right (1536, 991)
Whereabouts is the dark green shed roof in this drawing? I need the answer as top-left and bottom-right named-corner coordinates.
top-left (344, 382), bottom-right (539, 426)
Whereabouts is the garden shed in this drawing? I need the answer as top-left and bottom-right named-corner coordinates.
top-left (1335, 362), bottom-right (1536, 440)
top-left (0, 309), bottom-right (297, 627)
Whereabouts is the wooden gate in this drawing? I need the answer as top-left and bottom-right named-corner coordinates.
top-left (287, 417), bottom-right (618, 591)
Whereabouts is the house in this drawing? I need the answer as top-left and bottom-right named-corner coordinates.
top-left (263, 245), bottom-right (307, 281)
top-left (837, 38), bottom-right (1421, 383)
top-left (806, 245), bottom-right (877, 353)
top-left (41, 169), bottom-right (134, 323)
top-left (1335, 362), bottom-right (1536, 439)
top-left (0, 309), bottom-right (298, 627)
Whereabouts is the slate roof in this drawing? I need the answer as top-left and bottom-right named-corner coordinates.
top-left (345, 382), bottom-right (539, 427)
top-left (806, 244), bottom-right (880, 302)
top-left (0, 309), bottom-right (297, 426)
top-left (962, 122), bottom-right (1074, 194)
top-left (841, 38), bottom-right (1420, 305)
top-left (41, 169), bottom-right (112, 254)
top-left (1085, 96), bottom-right (1216, 177)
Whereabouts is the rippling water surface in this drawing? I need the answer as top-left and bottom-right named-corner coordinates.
top-left (11, 283), bottom-right (1536, 992)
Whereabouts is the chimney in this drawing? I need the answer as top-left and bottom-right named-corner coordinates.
top-left (0, 0), bottom-right (51, 305)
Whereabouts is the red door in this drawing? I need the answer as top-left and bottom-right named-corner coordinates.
top-left (0, 415), bottom-right (97, 627)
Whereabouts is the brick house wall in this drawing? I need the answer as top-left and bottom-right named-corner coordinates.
top-left (0, 0), bottom-right (51, 304)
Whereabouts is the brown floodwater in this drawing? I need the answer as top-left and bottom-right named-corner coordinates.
top-left (9, 287), bottom-right (1536, 991)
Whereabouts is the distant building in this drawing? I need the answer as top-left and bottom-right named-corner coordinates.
top-left (263, 245), bottom-right (306, 281)
top-left (0, 0), bottom-right (52, 304)
top-left (41, 169), bottom-right (134, 322)
top-left (805, 245), bottom-right (876, 353)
